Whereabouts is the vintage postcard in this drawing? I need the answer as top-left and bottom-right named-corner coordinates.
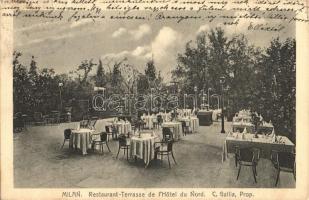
top-left (1, 0), bottom-right (309, 199)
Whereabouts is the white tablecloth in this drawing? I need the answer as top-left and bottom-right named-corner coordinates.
top-left (162, 122), bottom-right (183, 141)
top-left (141, 115), bottom-right (157, 129)
top-left (211, 109), bottom-right (222, 121)
top-left (69, 128), bottom-right (95, 155)
top-left (178, 117), bottom-right (199, 132)
top-left (114, 122), bottom-right (132, 134)
top-left (157, 112), bottom-right (171, 122)
top-left (130, 134), bottom-right (159, 167)
top-left (222, 133), bottom-right (294, 162)
top-left (178, 109), bottom-right (192, 117)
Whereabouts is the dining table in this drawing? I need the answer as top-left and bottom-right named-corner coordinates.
top-left (69, 128), bottom-right (95, 155)
top-left (130, 133), bottom-right (160, 168)
top-left (162, 121), bottom-right (183, 141)
top-left (114, 121), bottom-right (132, 134)
top-left (141, 115), bottom-right (156, 129)
top-left (222, 132), bottom-right (295, 162)
top-left (178, 116), bottom-right (199, 132)
top-left (157, 112), bottom-right (171, 122)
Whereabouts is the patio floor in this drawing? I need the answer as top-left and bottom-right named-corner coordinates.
top-left (13, 119), bottom-right (295, 188)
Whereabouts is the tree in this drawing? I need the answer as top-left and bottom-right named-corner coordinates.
top-left (111, 62), bottom-right (122, 91)
top-left (95, 59), bottom-right (106, 87)
top-left (145, 60), bottom-right (156, 85)
top-left (137, 74), bottom-right (149, 94)
top-left (173, 29), bottom-right (296, 143)
top-left (121, 63), bottom-right (140, 94)
top-left (226, 34), bottom-right (261, 113)
top-left (76, 59), bottom-right (96, 85)
top-left (29, 56), bottom-right (38, 82)
top-left (208, 28), bottom-right (230, 92)
top-left (13, 51), bottom-right (33, 113)
top-left (252, 38), bottom-right (296, 143)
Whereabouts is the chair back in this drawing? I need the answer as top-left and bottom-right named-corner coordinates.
top-left (112, 126), bottom-right (118, 134)
top-left (237, 147), bottom-right (254, 162)
top-left (277, 152), bottom-right (295, 169)
top-left (118, 135), bottom-right (127, 146)
top-left (64, 129), bottom-right (72, 139)
top-left (162, 127), bottom-right (173, 141)
top-left (157, 115), bottom-right (163, 124)
top-left (100, 132), bottom-right (108, 142)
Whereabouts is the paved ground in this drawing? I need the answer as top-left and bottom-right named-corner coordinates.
top-left (13, 120), bottom-right (295, 188)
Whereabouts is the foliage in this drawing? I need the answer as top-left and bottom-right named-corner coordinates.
top-left (251, 38), bottom-right (296, 142)
top-left (145, 60), bottom-right (156, 83)
top-left (94, 59), bottom-right (106, 87)
top-left (173, 29), bottom-right (296, 143)
top-left (76, 59), bottom-right (96, 85)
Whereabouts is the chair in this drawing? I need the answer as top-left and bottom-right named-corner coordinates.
top-left (88, 119), bottom-right (97, 130)
top-left (235, 146), bottom-right (260, 183)
top-left (112, 125), bottom-right (119, 139)
top-left (141, 119), bottom-right (146, 130)
top-left (116, 134), bottom-right (130, 160)
top-left (181, 121), bottom-right (190, 136)
top-left (271, 150), bottom-right (296, 186)
top-left (154, 140), bottom-right (177, 168)
top-left (105, 126), bottom-right (111, 139)
top-left (61, 129), bottom-right (72, 149)
top-left (91, 132), bottom-right (111, 154)
top-left (152, 117), bottom-right (158, 129)
top-left (162, 127), bottom-right (174, 142)
top-left (157, 115), bottom-right (163, 126)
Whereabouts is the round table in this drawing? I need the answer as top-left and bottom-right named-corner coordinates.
top-left (130, 133), bottom-right (159, 167)
top-left (141, 115), bottom-right (156, 129)
top-left (162, 121), bottom-right (183, 141)
top-left (179, 117), bottom-right (199, 132)
top-left (157, 112), bottom-right (171, 122)
top-left (69, 128), bottom-right (95, 155)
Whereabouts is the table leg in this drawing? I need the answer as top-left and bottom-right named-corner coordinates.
top-left (81, 134), bottom-right (87, 155)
